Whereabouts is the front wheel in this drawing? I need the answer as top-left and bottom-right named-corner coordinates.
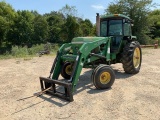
top-left (122, 41), bottom-right (142, 74)
top-left (92, 65), bottom-right (115, 89)
top-left (61, 62), bottom-right (73, 79)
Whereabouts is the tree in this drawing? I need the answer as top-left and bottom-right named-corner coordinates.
top-left (31, 10), bottom-right (40, 16)
top-left (1, 2), bottom-right (95, 47)
top-left (45, 11), bottom-right (65, 43)
top-left (59, 4), bottom-right (78, 18)
top-left (90, 24), bottom-right (96, 36)
top-left (60, 15), bottom-right (80, 42)
top-left (33, 15), bottom-right (49, 44)
top-left (0, 1), bottom-right (17, 46)
top-left (105, 0), bottom-right (155, 44)
top-left (7, 10), bottom-right (34, 46)
top-left (148, 9), bottom-right (160, 39)
top-left (58, 4), bottom-right (81, 42)
top-left (79, 19), bottom-right (93, 36)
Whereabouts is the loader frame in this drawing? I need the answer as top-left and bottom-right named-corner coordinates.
top-left (40, 37), bottom-right (119, 101)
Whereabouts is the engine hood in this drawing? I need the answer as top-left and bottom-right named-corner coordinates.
top-left (71, 37), bottom-right (107, 44)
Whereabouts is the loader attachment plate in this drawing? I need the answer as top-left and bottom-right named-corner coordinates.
top-left (39, 77), bottom-right (73, 102)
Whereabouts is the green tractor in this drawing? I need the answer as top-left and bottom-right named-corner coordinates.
top-left (39, 13), bottom-right (142, 101)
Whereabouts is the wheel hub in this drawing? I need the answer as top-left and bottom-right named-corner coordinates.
top-left (133, 47), bottom-right (141, 68)
top-left (100, 72), bottom-right (111, 84)
top-left (65, 65), bottom-right (72, 75)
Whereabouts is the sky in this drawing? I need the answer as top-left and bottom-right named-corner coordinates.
top-left (2, 0), bottom-right (160, 23)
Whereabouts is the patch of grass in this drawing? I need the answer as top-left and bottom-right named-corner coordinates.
top-left (0, 43), bottom-right (59, 60)
top-left (28, 44), bottom-right (44, 55)
top-left (11, 46), bottom-right (29, 57)
top-left (0, 51), bottom-right (12, 59)
top-left (0, 55), bottom-right (12, 59)
top-left (23, 56), bottom-right (33, 61)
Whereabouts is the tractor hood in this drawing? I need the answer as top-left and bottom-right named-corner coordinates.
top-left (71, 37), bottom-right (107, 44)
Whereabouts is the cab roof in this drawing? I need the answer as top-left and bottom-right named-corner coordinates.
top-left (100, 14), bottom-right (131, 20)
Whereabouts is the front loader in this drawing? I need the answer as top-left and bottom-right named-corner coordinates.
top-left (39, 13), bottom-right (142, 102)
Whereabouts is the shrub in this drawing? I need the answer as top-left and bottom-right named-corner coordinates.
top-left (0, 43), bottom-right (60, 59)
top-left (11, 46), bottom-right (29, 57)
top-left (28, 44), bottom-right (44, 55)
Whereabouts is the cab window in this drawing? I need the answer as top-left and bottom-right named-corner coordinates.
top-left (108, 20), bottom-right (122, 36)
top-left (100, 21), bottom-right (107, 37)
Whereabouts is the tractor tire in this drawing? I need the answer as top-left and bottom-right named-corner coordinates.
top-left (122, 41), bottom-right (142, 74)
top-left (92, 65), bottom-right (115, 89)
top-left (91, 64), bottom-right (106, 87)
top-left (61, 62), bottom-right (72, 79)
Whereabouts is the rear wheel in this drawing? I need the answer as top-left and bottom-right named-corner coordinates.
top-left (92, 65), bottom-right (115, 89)
top-left (122, 41), bottom-right (142, 74)
top-left (61, 62), bottom-right (73, 79)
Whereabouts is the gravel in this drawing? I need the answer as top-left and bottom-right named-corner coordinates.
top-left (0, 48), bottom-right (160, 120)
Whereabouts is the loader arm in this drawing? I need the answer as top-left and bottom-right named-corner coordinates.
top-left (70, 37), bottom-right (112, 91)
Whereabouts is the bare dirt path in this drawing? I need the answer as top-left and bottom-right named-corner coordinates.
top-left (0, 48), bottom-right (160, 120)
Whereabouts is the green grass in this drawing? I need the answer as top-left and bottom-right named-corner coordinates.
top-left (0, 44), bottom-right (59, 60)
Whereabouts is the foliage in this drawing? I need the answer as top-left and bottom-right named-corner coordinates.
top-left (60, 15), bottom-right (80, 42)
top-left (7, 10), bottom-right (34, 46)
top-left (0, 1), bottom-right (17, 46)
top-left (45, 11), bottom-right (65, 43)
top-left (0, 2), bottom-right (94, 56)
top-left (27, 44), bottom-right (45, 55)
top-left (148, 9), bottom-right (160, 39)
top-left (0, 43), bottom-right (59, 59)
top-left (11, 46), bottom-right (29, 57)
top-left (79, 19), bottom-right (93, 36)
top-left (33, 15), bottom-right (49, 44)
top-left (59, 4), bottom-right (78, 18)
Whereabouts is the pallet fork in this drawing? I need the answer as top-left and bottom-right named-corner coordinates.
top-left (40, 77), bottom-right (73, 101)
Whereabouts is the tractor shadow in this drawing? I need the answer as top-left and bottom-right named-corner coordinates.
top-left (114, 69), bottom-right (134, 79)
top-left (74, 68), bottom-right (133, 95)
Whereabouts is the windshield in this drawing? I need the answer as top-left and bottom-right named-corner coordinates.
top-left (100, 19), bottom-right (123, 37)
top-left (108, 20), bottom-right (122, 36)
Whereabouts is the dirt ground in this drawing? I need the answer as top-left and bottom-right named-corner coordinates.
top-left (0, 48), bottom-right (160, 120)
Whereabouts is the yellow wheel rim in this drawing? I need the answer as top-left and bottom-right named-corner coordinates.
top-left (100, 72), bottom-right (111, 84)
top-left (65, 65), bottom-right (72, 75)
top-left (133, 47), bottom-right (141, 68)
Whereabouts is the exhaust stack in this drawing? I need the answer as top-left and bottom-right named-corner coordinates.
top-left (96, 13), bottom-right (100, 36)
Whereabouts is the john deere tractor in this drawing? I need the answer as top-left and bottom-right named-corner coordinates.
top-left (39, 13), bottom-right (142, 101)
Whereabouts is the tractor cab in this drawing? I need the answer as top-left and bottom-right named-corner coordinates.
top-left (97, 14), bottom-right (133, 52)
